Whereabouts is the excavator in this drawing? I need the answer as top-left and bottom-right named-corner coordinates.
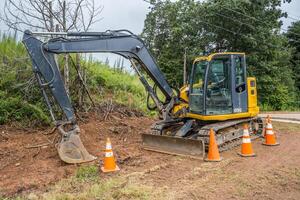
top-left (22, 29), bottom-right (263, 164)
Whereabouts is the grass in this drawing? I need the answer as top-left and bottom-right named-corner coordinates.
top-left (84, 61), bottom-right (151, 114)
top-left (0, 164), bottom-right (167, 200)
top-left (75, 165), bottom-right (99, 182)
top-left (273, 122), bottom-right (300, 132)
top-left (0, 35), bottom-right (51, 126)
top-left (15, 165), bottom-right (164, 200)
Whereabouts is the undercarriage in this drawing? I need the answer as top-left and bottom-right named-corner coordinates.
top-left (142, 117), bottom-right (264, 158)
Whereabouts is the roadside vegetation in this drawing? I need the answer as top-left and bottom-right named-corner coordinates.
top-left (0, 35), bottom-right (149, 127)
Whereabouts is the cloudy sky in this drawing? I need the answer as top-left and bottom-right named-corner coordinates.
top-left (0, 0), bottom-right (299, 67)
top-left (0, 0), bottom-right (299, 34)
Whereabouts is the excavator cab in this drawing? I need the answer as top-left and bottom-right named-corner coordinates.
top-left (181, 52), bottom-right (259, 121)
top-left (189, 53), bottom-right (247, 116)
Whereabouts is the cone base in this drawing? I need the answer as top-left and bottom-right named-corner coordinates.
top-left (101, 165), bottom-right (120, 173)
top-left (262, 142), bottom-right (279, 146)
top-left (204, 157), bottom-right (223, 162)
top-left (237, 152), bottom-right (256, 157)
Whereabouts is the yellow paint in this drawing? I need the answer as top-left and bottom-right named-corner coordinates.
top-left (247, 77), bottom-right (260, 116)
top-left (194, 52), bottom-right (245, 62)
top-left (172, 102), bottom-right (188, 115)
top-left (179, 85), bottom-right (189, 102)
top-left (184, 112), bottom-right (256, 121)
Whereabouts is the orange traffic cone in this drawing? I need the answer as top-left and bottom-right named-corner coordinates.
top-left (101, 138), bottom-right (120, 173)
top-left (263, 121), bottom-right (279, 146)
top-left (238, 124), bottom-right (256, 157)
top-left (204, 128), bottom-right (222, 162)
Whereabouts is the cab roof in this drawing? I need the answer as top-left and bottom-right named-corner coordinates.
top-left (194, 52), bottom-right (245, 62)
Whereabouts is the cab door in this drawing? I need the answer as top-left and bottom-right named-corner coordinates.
top-left (189, 61), bottom-right (207, 114)
top-left (205, 55), bottom-right (233, 115)
top-left (231, 55), bottom-right (248, 113)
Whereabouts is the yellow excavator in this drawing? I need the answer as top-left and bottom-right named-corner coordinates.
top-left (23, 29), bottom-right (262, 163)
top-left (142, 52), bottom-right (261, 157)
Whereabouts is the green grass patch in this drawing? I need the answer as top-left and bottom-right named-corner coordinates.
top-left (84, 60), bottom-right (151, 114)
top-left (0, 95), bottom-right (50, 126)
top-left (75, 165), bottom-right (99, 182)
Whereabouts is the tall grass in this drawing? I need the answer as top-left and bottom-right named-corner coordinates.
top-left (84, 60), bottom-right (149, 113)
top-left (0, 35), bottom-right (151, 127)
top-left (0, 34), bottom-right (50, 126)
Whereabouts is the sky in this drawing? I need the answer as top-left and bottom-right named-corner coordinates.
top-left (0, 0), bottom-right (299, 67)
top-left (0, 0), bottom-right (299, 33)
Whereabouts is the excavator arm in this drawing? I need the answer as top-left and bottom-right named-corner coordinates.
top-left (22, 29), bottom-right (177, 163)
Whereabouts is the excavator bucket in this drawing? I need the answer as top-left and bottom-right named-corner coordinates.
top-left (141, 134), bottom-right (205, 159)
top-left (57, 125), bottom-right (96, 164)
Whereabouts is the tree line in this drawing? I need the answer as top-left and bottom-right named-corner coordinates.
top-left (142, 0), bottom-right (300, 110)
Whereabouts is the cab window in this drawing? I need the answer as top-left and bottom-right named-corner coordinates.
top-left (189, 61), bottom-right (207, 113)
top-left (206, 56), bottom-right (232, 115)
top-left (235, 56), bottom-right (245, 86)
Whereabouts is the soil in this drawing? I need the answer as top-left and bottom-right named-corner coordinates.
top-left (0, 113), bottom-right (300, 199)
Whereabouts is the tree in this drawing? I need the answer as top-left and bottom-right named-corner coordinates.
top-left (286, 20), bottom-right (300, 108)
top-left (142, 0), bottom-right (207, 87)
top-left (142, 0), bottom-right (297, 109)
top-left (1, 0), bottom-right (102, 33)
top-left (1, 0), bottom-right (102, 103)
top-left (286, 21), bottom-right (300, 91)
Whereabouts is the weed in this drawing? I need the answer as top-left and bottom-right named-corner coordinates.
top-left (75, 165), bottom-right (99, 182)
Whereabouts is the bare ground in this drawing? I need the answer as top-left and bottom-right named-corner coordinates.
top-left (0, 114), bottom-right (300, 200)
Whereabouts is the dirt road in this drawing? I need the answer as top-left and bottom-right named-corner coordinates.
top-left (0, 114), bottom-right (300, 199)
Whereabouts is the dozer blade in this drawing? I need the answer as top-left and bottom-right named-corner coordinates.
top-left (142, 134), bottom-right (205, 159)
top-left (57, 125), bottom-right (96, 164)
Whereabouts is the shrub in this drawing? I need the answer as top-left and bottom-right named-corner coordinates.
top-left (0, 96), bottom-right (50, 126)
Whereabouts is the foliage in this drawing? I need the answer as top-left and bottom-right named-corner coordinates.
top-left (0, 36), bottom-right (150, 127)
top-left (142, 0), bottom-right (299, 109)
top-left (80, 59), bottom-right (150, 113)
top-left (286, 20), bottom-right (300, 107)
top-left (0, 35), bottom-right (51, 126)
top-left (142, 0), bottom-right (203, 86)
top-left (0, 95), bottom-right (50, 126)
